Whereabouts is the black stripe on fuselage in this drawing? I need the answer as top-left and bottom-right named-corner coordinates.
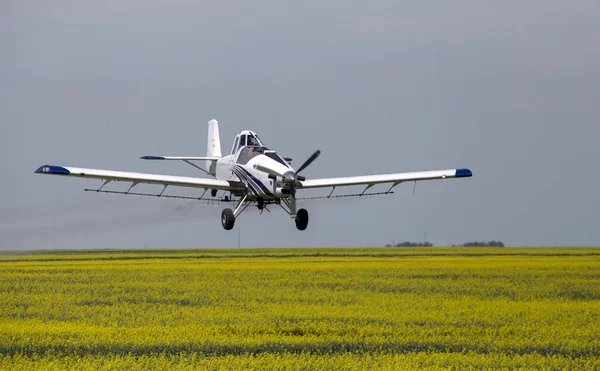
top-left (237, 165), bottom-right (274, 197)
top-left (233, 166), bottom-right (264, 197)
top-left (232, 167), bottom-right (259, 197)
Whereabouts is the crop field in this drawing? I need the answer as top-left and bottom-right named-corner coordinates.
top-left (0, 247), bottom-right (599, 370)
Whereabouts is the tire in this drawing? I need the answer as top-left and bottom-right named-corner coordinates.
top-left (211, 189), bottom-right (218, 197)
top-left (221, 208), bottom-right (235, 230)
top-left (295, 208), bottom-right (309, 231)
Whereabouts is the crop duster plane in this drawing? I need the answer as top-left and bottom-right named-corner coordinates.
top-left (35, 119), bottom-right (472, 230)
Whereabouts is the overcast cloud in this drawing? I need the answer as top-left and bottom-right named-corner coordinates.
top-left (2, 0), bottom-right (599, 249)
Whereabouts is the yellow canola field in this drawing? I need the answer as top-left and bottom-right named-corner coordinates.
top-left (0, 247), bottom-right (598, 370)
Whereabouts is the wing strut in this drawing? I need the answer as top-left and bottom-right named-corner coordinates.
top-left (183, 160), bottom-right (214, 177)
top-left (126, 182), bottom-right (139, 194)
top-left (327, 187), bottom-right (336, 198)
top-left (386, 181), bottom-right (402, 194)
top-left (361, 184), bottom-right (375, 196)
top-left (198, 189), bottom-right (208, 199)
top-left (98, 179), bottom-right (112, 191)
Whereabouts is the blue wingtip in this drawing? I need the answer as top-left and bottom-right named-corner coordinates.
top-left (455, 168), bottom-right (473, 178)
top-left (140, 156), bottom-right (166, 160)
top-left (34, 165), bottom-right (70, 175)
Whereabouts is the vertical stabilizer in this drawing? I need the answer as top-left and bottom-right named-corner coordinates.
top-left (207, 119), bottom-right (221, 175)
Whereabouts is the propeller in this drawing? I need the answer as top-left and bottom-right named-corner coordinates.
top-left (287, 150), bottom-right (320, 215)
top-left (254, 149), bottom-right (321, 215)
top-left (296, 150), bottom-right (321, 174)
top-left (254, 150), bottom-right (321, 184)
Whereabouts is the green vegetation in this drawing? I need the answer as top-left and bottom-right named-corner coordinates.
top-left (1, 247), bottom-right (599, 370)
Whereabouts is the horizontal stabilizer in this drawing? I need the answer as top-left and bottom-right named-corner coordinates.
top-left (140, 156), bottom-right (220, 161)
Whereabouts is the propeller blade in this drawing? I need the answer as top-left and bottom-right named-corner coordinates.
top-left (289, 187), bottom-right (297, 215)
top-left (296, 150), bottom-right (321, 175)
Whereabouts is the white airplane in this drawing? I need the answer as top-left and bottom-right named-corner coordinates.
top-left (35, 119), bottom-right (472, 230)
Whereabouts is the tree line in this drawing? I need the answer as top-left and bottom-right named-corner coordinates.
top-left (460, 240), bottom-right (505, 247)
top-left (385, 242), bottom-right (433, 247)
top-left (385, 240), bottom-right (505, 247)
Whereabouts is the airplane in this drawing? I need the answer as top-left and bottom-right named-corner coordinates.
top-left (35, 119), bottom-right (472, 231)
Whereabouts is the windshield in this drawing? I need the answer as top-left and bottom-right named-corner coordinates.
top-left (247, 134), bottom-right (261, 146)
top-left (237, 147), bottom-right (261, 165)
top-left (231, 137), bottom-right (239, 154)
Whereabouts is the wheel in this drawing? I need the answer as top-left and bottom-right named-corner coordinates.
top-left (211, 189), bottom-right (218, 197)
top-left (221, 208), bottom-right (235, 230)
top-left (295, 208), bottom-right (309, 231)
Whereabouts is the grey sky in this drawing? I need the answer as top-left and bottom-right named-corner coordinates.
top-left (2, 0), bottom-right (599, 249)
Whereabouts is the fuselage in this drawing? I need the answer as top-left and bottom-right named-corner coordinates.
top-left (214, 131), bottom-right (293, 200)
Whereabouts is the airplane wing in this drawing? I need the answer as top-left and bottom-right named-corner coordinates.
top-left (34, 165), bottom-right (245, 191)
top-left (299, 168), bottom-right (472, 191)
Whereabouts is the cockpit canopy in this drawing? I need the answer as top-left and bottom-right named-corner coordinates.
top-left (231, 131), bottom-right (263, 154)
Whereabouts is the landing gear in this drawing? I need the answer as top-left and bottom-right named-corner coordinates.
top-left (220, 196), bottom-right (309, 231)
top-left (220, 195), bottom-right (250, 230)
top-left (277, 199), bottom-right (310, 231)
top-left (211, 189), bottom-right (218, 197)
top-left (295, 208), bottom-right (309, 231)
top-left (221, 208), bottom-right (235, 230)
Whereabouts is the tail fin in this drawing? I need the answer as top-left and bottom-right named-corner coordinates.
top-left (207, 119), bottom-right (222, 175)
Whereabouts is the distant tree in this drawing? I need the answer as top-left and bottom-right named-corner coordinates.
top-left (462, 240), bottom-right (505, 247)
top-left (393, 241), bottom-right (433, 247)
